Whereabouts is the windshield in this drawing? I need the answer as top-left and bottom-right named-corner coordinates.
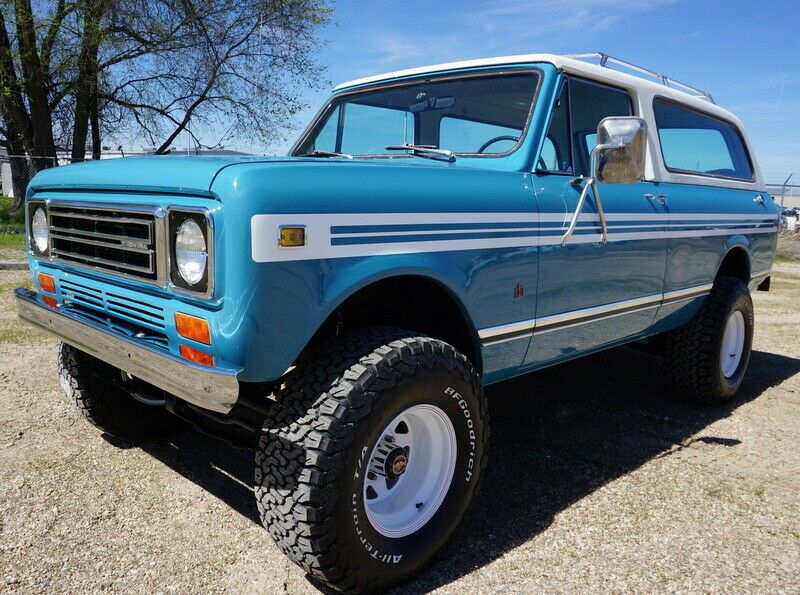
top-left (293, 70), bottom-right (540, 157)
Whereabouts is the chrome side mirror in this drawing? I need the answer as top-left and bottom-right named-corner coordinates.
top-left (561, 116), bottom-right (648, 246)
top-left (594, 116), bottom-right (648, 184)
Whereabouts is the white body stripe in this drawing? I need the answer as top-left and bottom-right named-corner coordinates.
top-left (479, 284), bottom-right (714, 346)
top-left (251, 212), bottom-right (778, 263)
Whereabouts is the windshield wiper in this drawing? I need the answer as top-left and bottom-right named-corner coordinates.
top-left (385, 143), bottom-right (456, 162)
top-left (302, 150), bottom-right (353, 159)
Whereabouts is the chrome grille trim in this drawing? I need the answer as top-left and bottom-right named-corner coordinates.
top-left (51, 249), bottom-right (155, 274)
top-left (49, 225), bottom-right (152, 244)
top-left (43, 201), bottom-right (168, 286)
top-left (50, 233), bottom-right (154, 255)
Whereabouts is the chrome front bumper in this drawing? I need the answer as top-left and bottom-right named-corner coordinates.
top-left (15, 288), bottom-right (240, 413)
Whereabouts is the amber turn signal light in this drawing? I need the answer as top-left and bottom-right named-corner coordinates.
top-left (279, 226), bottom-right (306, 247)
top-left (175, 312), bottom-right (211, 344)
top-left (38, 273), bottom-right (56, 293)
top-left (180, 345), bottom-right (214, 367)
top-left (43, 295), bottom-right (58, 308)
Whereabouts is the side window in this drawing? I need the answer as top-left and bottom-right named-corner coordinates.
top-left (569, 78), bottom-right (633, 176)
top-left (539, 137), bottom-right (558, 170)
top-left (653, 99), bottom-right (753, 180)
top-left (310, 105), bottom-right (340, 153)
top-left (539, 81), bottom-right (571, 172)
top-left (340, 103), bottom-right (412, 155)
top-left (440, 117), bottom-right (519, 154)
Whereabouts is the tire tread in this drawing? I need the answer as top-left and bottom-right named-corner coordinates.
top-left (254, 327), bottom-right (487, 592)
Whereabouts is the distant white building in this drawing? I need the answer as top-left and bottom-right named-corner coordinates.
top-left (1, 147), bottom-right (250, 197)
top-left (779, 194), bottom-right (800, 208)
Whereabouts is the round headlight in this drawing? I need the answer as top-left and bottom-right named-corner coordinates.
top-left (31, 208), bottom-right (48, 253)
top-left (175, 218), bottom-right (207, 286)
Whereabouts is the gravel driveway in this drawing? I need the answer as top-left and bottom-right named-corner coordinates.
top-left (1, 264), bottom-right (798, 593)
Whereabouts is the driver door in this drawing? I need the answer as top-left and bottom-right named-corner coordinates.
top-left (524, 75), bottom-right (668, 368)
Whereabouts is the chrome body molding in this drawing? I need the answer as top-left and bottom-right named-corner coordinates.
top-left (480, 284), bottom-right (713, 346)
top-left (477, 318), bottom-right (536, 343)
top-left (661, 283), bottom-right (714, 305)
top-left (15, 288), bottom-right (240, 413)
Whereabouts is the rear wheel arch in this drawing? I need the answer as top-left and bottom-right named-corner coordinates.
top-left (716, 242), bottom-right (751, 282)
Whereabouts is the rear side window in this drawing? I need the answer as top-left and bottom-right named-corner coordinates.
top-left (653, 99), bottom-right (753, 180)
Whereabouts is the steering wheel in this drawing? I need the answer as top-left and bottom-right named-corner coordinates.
top-left (477, 135), bottom-right (519, 154)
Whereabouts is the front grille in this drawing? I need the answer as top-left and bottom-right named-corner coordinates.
top-left (49, 205), bottom-right (158, 282)
top-left (60, 278), bottom-right (168, 349)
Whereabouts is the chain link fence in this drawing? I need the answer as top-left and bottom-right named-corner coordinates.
top-left (0, 155), bottom-right (83, 205)
top-left (0, 155), bottom-right (85, 234)
top-left (765, 174), bottom-right (800, 209)
top-left (0, 152), bottom-right (798, 209)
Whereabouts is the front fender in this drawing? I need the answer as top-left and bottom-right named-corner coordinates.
top-left (234, 254), bottom-right (481, 383)
top-left (320, 253), bottom-right (475, 328)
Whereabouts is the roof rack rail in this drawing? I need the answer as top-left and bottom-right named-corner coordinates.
top-left (564, 52), bottom-right (715, 104)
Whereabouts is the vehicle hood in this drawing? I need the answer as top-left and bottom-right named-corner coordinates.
top-left (27, 155), bottom-right (457, 198)
top-left (27, 155), bottom-right (308, 197)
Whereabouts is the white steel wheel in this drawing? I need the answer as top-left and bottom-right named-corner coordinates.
top-left (720, 310), bottom-right (746, 378)
top-left (363, 403), bottom-right (457, 538)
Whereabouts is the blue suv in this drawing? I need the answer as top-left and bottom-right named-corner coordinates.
top-left (16, 53), bottom-right (778, 591)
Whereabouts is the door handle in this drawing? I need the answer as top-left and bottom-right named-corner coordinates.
top-left (754, 194), bottom-right (765, 204)
top-left (644, 193), bottom-right (668, 205)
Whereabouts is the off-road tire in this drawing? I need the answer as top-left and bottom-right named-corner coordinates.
top-left (664, 275), bottom-right (754, 404)
top-left (58, 342), bottom-right (182, 440)
top-left (255, 328), bottom-right (488, 592)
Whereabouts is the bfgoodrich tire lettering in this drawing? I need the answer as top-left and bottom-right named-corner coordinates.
top-left (254, 328), bottom-right (488, 592)
top-left (664, 275), bottom-right (754, 404)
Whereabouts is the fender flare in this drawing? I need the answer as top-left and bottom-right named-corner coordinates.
top-left (716, 235), bottom-right (753, 280)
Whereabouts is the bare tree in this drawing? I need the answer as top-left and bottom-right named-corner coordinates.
top-left (99, 0), bottom-right (331, 154)
top-left (0, 0), bottom-right (331, 207)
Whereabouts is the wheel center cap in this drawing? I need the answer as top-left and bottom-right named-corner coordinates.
top-left (385, 448), bottom-right (409, 479)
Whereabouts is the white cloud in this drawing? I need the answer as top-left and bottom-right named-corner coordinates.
top-left (465, 0), bottom-right (679, 41)
top-left (362, 0), bottom-right (679, 68)
top-left (367, 31), bottom-right (469, 65)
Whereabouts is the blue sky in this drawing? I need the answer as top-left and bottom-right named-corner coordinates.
top-left (262, 0), bottom-right (799, 180)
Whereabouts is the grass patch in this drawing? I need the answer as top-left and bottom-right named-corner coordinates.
top-left (777, 233), bottom-right (800, 262)
top-left (0, 325), bottom-right (45, 344)
top-left (0, 196), bottom-right (23, 226)
top-left (0, 278), bottom-right (33, 294)
top-left (0, 233), bottom-right (25, 250)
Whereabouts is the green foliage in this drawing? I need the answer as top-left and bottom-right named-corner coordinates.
top-left (0, 234), bottom-right (25, 250)
top-left (0, 196), bottom-right (24, 227)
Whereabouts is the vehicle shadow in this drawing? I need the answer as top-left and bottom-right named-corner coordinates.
top-left (135, 346), bottom-right (800, 591)
top-left (401, 347), bottom-right (800, 592)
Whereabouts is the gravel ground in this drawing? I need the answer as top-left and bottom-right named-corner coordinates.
top-left (1, 265), bottom-right (799, 593)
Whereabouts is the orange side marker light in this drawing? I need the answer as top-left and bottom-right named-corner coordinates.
top-left (38, 273), bottom-right (56, 293)
top-left (180, 345), bottom-right (214, 367)
top-left (175, 312), bottom-right (212, 344)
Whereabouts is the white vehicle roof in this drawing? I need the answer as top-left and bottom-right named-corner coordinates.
top-left (335, 53), bottom-right (764, 190)
top-left (336, 53), bottom-right (740, 126)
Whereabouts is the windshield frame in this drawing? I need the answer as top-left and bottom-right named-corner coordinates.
top-left (290, 66), bottom-right (544, 160)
